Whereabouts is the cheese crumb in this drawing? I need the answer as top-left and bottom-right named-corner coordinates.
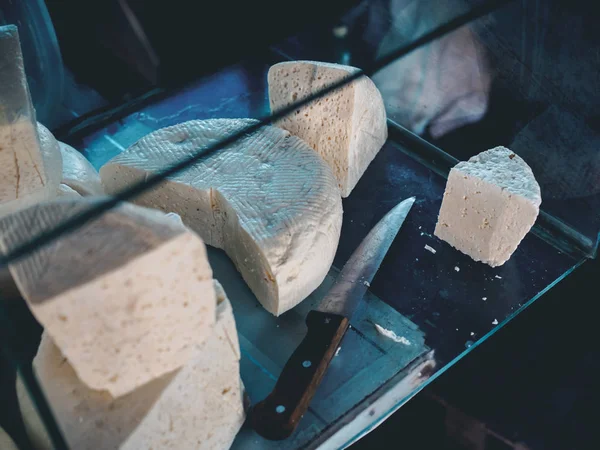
top-left (373, 324), bottom-right (411, 345)
top-left (492, 319), bottom-right (498, 325)
top-left (363, 280), bottom-right (371, 287)
top-left (335, 347), bottom-right (341, 357)
top-left (470, 332), bottom-right (475, 336)
top-left (424, 245), bottom-right (437, 254)
top-left (454, 266), bottom-right (460, 272)
top-left (495, 275), bottom-right (502, 279)
top-left (482, 297), bottom-right (487, 301)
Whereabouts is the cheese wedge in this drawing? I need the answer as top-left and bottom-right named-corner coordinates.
top-left (0, 198), bottom-right (216, 397)
top-left (17, 281), bottom-right (245, 450)
top-left (435, 147), bottom-right (541, 266)
top-left (58, 141), bottom-right (104, 196)
top-left (0, 27), bottom-right (62, 216)
top-left (268, 60), bottom-right (387, 197)
top-left (0, 427), bottom-right (18, 450)
top-left (100, 118), bottom-right (343, 316)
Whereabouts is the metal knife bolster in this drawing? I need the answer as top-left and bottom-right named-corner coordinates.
top-left (250, 310), bottom-right (349, 440)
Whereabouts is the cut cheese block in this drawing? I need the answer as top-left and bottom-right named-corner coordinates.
top-left (59, 141), bottom-right (104, 196)
top-left (268, 60), bottom-right (387, 197)
top-left (0, 427), bottom-right (18, 450)
top-left (17, 281), bottom-right (245, 450)
top-left (100, 118), bottom-right (343, 316)
top-left (0, 27), bottom-right (62, 216)
top-left (0, 198), bottom-right (216, 397)
top-left (434, 146), bottom-right (541, 267)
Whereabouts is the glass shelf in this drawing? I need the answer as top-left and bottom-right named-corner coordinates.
top-left (3, 1), bottom-right (597, 448)
top-left (76, 51), bottom-right (586, 448)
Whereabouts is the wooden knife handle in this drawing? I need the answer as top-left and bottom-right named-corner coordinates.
top-left (251, 310), bottom-right (350, 440)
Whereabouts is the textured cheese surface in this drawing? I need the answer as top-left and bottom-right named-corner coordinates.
top-left (100, 118), bottom-right (343, 316)
top-left (0, 26), bottom-right (62, 214)
top-left (268, 60), bottom-right (387, 197)
top-left (17, 282), bottom-right (244, 450)
top-left (435, 147), bottom-right (541, 267)
top-left (0, 198), bottom-right (216, 397)
top-left (59, 141), bottom-right (104, 196)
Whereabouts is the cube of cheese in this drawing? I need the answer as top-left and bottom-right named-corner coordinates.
top-left (268, 60), bottom-right (388, 197)
top-left (0, 27), bottom-right (62, 216)
top-left (0, 198), bottom-right (216, 397)
top-left (100, 119), bottom-right (343, 316)
top-left (58, 141), bottom-right (104, 196)
top-left (17, 282), bottom-right (245, 450)
top-left (434, 147), bottom-right (541, 267)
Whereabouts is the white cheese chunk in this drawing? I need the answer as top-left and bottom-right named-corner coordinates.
top-left (58, 141), bottom-right (104, 196)
top-left (268, 60), bottom-right (387, 197)
top-left (100, 118), bottom-right (343, 316)
top-left (0, 198), bottom-right (216, 397)
top-left (17, 281), bottom-right (244, 450)
top-left (435, 146), bottom-right (541, 267)
top-left (0, 27), bottom-right (62, 216)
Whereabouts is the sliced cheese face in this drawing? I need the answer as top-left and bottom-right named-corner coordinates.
top-left (17, 281), bottom-right (245, 450)
top-left (0, 27), bottom-right (62, 216)
top-left (58, 141), bottom-right (104, 196)
top-left (268, 61), bottom-right (388, 197)
top-left (100, 118), bottom-right (343, 316)
top-left (0, 198), bottom-right (216, 397)
top-left (435, 146), bottom-right (541, 267)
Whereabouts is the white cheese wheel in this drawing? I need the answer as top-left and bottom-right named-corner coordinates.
top-left (0, 427), bottom-right (18, 450)
top-left (100, 118), bottom-right (343, 316)
top-left (58, 141), bottom-right (104, 196)
top-left (17, 281), bottom-right (245, 450)
top-left (0, 198), bottom-right (216, 397)
top-left (435, 146), bottom-right (541, 267)
top-left (268, 60), bottom-right (387, 197)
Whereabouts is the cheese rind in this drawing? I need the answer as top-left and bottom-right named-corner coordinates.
top-left (0, 198), bottom-right (216, 397)
top-left (268, 60), bottom-right (387, 197)
top-left (17, 282), bottom-right (244, 450)
top-left (58, 141), bottom-right (104, 196)
top-left (100, 118), bottom-right (343, 316)
top-left (434, 146), bottom-right (541, 267)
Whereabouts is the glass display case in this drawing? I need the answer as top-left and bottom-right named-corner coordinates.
top-left (1, 1), bottom-right (598, 449)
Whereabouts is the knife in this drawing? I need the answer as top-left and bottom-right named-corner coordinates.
top-left (250, 196), bottom-right (416, 440)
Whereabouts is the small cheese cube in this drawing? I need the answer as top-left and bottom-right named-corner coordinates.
top-left (0, 198), bottom-right (216, 397)
top-left (435, 146), bottom-right (541, 267)
top-left (17, 282), bottom-right (244, 450)
top-left (268, 61), bottom-right (388, 197)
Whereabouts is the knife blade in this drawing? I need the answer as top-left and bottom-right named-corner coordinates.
top-left (250, 196), bottom-right (415, 440)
